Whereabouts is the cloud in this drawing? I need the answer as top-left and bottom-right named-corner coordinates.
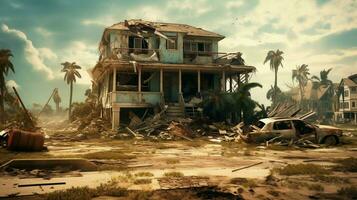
top-left (35, 27), bottom-right (53, 37)
top-left (1, 24), bottom-right (55, 79)
top-left (6, 80), bottom-right (20, 90)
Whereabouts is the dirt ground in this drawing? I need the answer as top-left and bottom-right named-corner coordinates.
top-left (0, 121), bottom-right (356, 200)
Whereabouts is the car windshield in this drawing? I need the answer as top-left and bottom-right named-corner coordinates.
top-left (256, 121), bottom-right (266, 129)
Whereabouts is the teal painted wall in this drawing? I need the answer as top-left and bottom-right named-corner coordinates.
top-left (159, 32), bottom-right (184, 64)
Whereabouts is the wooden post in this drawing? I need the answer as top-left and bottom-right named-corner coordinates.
top-left (113, 68), bottom-right (116, 92)
top-left (12, 87), bottom-right (36, 129)
top-left (245, 72), bottom-right (249, 83)
top-left (197, 70), bottom-right (201, 93)
top-left (221, 71), bottom-right (226, 91)
top-left (160, 68), bottom-right (163, 93)
top-left (229, 75), bottom-right (233, 92)
top-left (138, 66), bottom-right (142, 92)
top-left (112, 107), bottom-right (120, 130)
top-left (179, 69), bottom-right (182, 93)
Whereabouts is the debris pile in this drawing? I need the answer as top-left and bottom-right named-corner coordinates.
top-left (121, 110), bottom-right (195, 141)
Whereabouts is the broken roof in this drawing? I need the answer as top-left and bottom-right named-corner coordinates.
top-left (288, 80), bottom-right (332, 101)
top-left (106, 19), bottom-right (225, 39)
top-left (342, 74), bottom-right (357, 87)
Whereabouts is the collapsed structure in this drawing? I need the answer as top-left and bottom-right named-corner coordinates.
top-left (91, 19), bottom-right (255, 130)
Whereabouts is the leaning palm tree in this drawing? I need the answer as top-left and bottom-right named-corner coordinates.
top-left (61, 62), bottom-right (81, 119)
top-left (52, 88), bottom-right (61, 113)
top-left (263, 49), bottom-right (284, 105)
top-left (292, 64), bottom-right (310, 103)
top-left (0, 49), bottom-right (14, 123)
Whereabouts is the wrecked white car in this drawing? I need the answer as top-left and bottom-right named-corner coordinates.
top-left (246, 118), bottom-right (343, 145)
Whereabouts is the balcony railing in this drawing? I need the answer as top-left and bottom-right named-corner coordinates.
top-left (113, 91), bottom-right (162, 106)
top-left (103, 47), bottom-right (243, 65)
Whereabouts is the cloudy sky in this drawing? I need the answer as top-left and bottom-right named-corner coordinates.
top-left (0, 0), bottom-right (356, 108)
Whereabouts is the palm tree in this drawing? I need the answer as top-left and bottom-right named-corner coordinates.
top-left (52, 88), bottom-right (61, 113)
top-left (292, 64), bottom-right (310, 103)
top-left (232, 82), bottom-right (262, 123)
top-left (263, 49), bottom-right (284, 105)
top-left (311, 68), bottom-right (333, 86)
top-left (61, 62), bottom-right (81, 119)
top-left (0, 49), bottom-right (14, 123)
top-left (201, 90), bottom-right (234, 121)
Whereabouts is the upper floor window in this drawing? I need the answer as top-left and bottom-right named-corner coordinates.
top-left (129, 36), bottom-right (148, 54)
top-left (166, 36), bottom-right (177, 50)
top-left (344, 90), bottom-right (349, 97)
top-left (351, 87), bottom-right (357, 93)
top-left (184, 40), bottom-right (212, 53)
top-left (352, 101), bottom-right (356, 108)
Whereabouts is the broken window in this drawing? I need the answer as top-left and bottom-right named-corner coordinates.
top-left (293, 120), bottom-right (315, 135)
top-left (166, 36), bottom-right (177, 50)
top-left (117, 72), bottom-right (138, 91)
top-left (128, 36), bottom-right (149, 54)
top-left (273, 120), bottom-right (292, 130)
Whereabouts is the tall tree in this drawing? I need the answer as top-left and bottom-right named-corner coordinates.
top-left (292, 64), bottom-right (310, 103)
top-left (263, 49), bottom-right (284, 105)
top-left (52, 88), bottom-right (61, 113)
top-left (0, 49), bottom-right (14, 123)
top-left (311, 68), bottom-right (333, 87)
top-left (61, 62), bottom-right (81, 119)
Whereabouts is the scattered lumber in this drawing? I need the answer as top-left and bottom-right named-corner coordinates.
top-left (232, 162), bottom-right (264, 172)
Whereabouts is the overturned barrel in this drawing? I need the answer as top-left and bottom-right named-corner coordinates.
top-left (7, 129), bottom-right (44, 151)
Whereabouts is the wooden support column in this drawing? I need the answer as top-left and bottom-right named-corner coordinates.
top-left (221, 71), bottom-right (226, 92)
top-left (197, 70), bottom-right (201, 93)
top-left (245, 72), bottom-right (249, 83)
top-left (179, 69), bottom-right (182, 93)
top-left (160, 68), bottom-right (163, 93)
top-left (138, 66), bottom-right (142, 92)
top-left (112, 107), bottom-right (120, 130)
top-left (112, 68), bottom-right (116, 92)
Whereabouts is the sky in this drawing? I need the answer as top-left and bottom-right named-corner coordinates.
top-left (0, 0), bottom-right (356, 109)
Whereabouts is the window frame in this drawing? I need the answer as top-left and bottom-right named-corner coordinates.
top-left (273, 120), bottom-right (293, 130)
top-left (166, 36), bottom-right (178, 50)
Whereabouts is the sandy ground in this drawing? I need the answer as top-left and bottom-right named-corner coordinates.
top-left (0, 122), bottom-right (356, 200)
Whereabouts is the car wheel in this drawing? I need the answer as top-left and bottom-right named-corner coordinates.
top-left (323, 136), bottom-right (338, 146)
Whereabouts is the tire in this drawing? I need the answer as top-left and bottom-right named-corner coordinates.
top-left (323, 135), bottom-right (338, 146)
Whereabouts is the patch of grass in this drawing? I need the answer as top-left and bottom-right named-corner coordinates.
top-left (312, 175), bottom-right (350, 184)
top-left (45, 179), bottom-right (128, 200)
top-left (166, 159), bottom-right (180, 164)
top-left (284, 180), bottom-right (324, 191)
top-left (337, 186), bottom-right (357, 198)
top-left (82, 151), bottom-right (136, 160)
top-left (135, 171), bottom-right (154, 177)
top-left (333, 157), bottom-right (357, 172)
top-left (133, 178), bottom-right (152, 185)
top-left (163, 171), bottom-right (184, 177)
top-left (274, 164), bottom-right (331, 176)
top-left (230, 178), bottom-right (257, 188)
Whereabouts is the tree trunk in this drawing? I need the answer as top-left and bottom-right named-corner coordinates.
top-left (273, 68), bottom-right (278, 105)
top-left (68, 82), bottom-right (73, 120)
top-left (299, 82), bottom-right (304, 109)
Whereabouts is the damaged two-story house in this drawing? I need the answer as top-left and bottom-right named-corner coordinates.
top-left (91, 19), bottom-right (255, 130)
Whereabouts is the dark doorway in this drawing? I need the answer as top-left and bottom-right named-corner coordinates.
top-left (163, 71), bottom-right (179, 102)
top-left (182, 72), bottom-right (198, 102)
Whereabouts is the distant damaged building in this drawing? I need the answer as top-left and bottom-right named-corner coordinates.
top-left (91, 19), bottom-right (255, 130)
top-left (335, 74), bottom-right (357, 124)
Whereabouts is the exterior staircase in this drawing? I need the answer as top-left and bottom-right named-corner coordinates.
top-left (165, 103), bottom-right (185, 118)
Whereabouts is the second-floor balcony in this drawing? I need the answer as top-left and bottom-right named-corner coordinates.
top-left (101, 47), bottom-right (245, 66)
